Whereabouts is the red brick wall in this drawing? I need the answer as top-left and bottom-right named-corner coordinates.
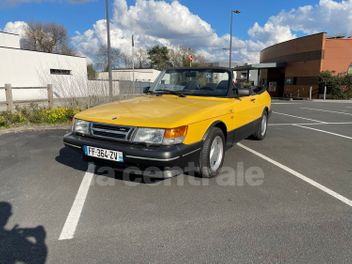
top-left (284, 85), bottom-right (319, 98)
top-left (260, 33), bottom-right (325, 64)
top-left (322, 39), bottom-right (352, 75)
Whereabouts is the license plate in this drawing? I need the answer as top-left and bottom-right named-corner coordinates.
top-left (83, 146), bottom-right (123, 162)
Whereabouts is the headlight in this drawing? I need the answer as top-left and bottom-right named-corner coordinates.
top-left (132, 126), bottom-right (188, 145)
top-left (73, 119), bottom-right (90, 135)
top-left (132, 128), bottom-right (165, 144)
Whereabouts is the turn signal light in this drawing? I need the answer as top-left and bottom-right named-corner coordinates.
top-left (164, 126), bottom-right (188, 139)
top-left (163, 126), bottom-right (188, 145)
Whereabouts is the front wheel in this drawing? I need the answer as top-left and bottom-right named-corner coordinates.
top-left (199, 127), bottom-right (225, 178)
top-left (252, 111), bottom-right (268, 140)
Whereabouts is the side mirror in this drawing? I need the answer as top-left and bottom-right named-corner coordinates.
top-left (143, 86), bottom-right (151, 94)
top-left (237, 88), bottom-right (251, 97)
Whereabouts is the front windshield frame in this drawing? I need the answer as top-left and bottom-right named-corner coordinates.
top-left (150, 68), bottom-right (232, 98)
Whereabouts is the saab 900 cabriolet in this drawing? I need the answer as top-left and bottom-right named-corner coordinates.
top-left (64, 67), bottom-right (271, 178)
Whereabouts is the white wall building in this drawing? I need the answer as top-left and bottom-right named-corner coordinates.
top-left (0, 31), bottom-right (88, 102)
top-left (0, 31), bottom-right (20, 48)
top-left (97, 68), bottom-right (160, 83)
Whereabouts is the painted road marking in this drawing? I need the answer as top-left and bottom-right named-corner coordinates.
top-left (293, 124), bottom-right (352, 140)
top-left (237, 143), bottom-right (352, 207)
top-left (301, 107), bottom-right (352, 116)
top-left (273, 111), bottom-right (327, 124)
top-left (59, 163), bottom-right (95, 240)
top-left (269, 122), bottom-right (352, 127)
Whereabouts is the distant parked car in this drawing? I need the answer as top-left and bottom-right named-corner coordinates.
top-left (64, 67), bottom-right (271, 178)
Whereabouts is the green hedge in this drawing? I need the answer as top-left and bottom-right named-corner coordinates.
top-left (0, 104), bottom-right (80, 128)
top-left (318, 71), bottom-right (352, 99)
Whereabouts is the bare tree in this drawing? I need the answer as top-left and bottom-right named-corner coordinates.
top-left (169, 47), bottom-right (211, 67)
top-left (95, 44), bottom-right (123, 71)
top-left (135, 48), bottom-right (150, 68)
top-left (169, 47), bottom-right (190, 68)
top-left (121, 53), bottom-right (133, 69)
top-left (193, 54), bottom-right (210, 67)
top-left (22, 22), bottom-right (75, 55)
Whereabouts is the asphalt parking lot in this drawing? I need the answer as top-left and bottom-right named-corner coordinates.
top-left (1, 100), bottom-right (352, 263)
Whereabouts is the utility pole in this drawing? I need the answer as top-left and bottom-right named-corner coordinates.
top-left (105, 0), bottom-right (113, 99)
top-left (229, 10), bottom-right (240, 68)
top-left (132, 35), bottom-right (135, 92)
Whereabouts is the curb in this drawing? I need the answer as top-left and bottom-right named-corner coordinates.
top-left (0, 124), bottom-right (71, 136)
top-left (311, 99), bottom-right (352, 103)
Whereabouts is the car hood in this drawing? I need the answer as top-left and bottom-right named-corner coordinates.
top-left (75, 95), bottom-right (233, 128)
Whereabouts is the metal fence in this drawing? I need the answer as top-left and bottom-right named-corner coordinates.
top-left (0, 80), bottom-right (151, 112)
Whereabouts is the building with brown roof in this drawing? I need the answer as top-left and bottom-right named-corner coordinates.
top-left (235, 32), bottom-right (352, 98)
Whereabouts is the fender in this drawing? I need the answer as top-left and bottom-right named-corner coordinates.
top-left (202, 121), bottom-right (233, 147)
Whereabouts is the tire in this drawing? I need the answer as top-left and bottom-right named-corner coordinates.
top-left (199, 127), bottom-right (225, 178)
top-left (252, 110), bottom-right (268, 140)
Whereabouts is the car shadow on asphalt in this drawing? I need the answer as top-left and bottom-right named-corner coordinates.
top-left (55, 147), bottom-right (166, 185)
top-left (55, 147), bottom-right (89, 172)
top-left (0, 202), bottom-right (48, 264)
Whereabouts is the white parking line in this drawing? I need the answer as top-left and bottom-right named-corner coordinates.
top-left (300, 107), bottom-right (352, 116)
top-left (237, 143), bottom-right (352, 207)
top-left (59, 163), bottom-right (95, 240)
top-left (293, 124), bottom-right (352, 140)
top-left (269, 122), bottom-right (352, 127)
top-left (273, 111), bottom-right (327, 124)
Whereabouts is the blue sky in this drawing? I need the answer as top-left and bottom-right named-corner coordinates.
top-left (1, 0), bottom-right (351, 64)
top-left (180, 0), bottom-right (313, 38)
top-left (0, 0), bottom-right (317, 39)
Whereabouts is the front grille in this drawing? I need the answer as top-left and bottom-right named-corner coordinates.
top-left (90, 123), bottom-right (134, 142)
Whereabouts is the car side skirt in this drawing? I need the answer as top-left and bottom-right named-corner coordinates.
top-left (226, 118), bottom-right (261, 146)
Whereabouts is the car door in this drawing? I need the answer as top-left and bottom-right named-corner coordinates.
top-left (230, 88), bottom-right (259, 142)
top-left (231, 95), bottom-right (254, 128)
top-left (248, 93), bottom-right (263, 121)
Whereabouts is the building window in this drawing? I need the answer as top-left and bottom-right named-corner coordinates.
top-left (50, 69), bottom-right (71, 75)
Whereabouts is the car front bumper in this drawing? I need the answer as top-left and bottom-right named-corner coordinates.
top-left (63, 132), bottom-right (202, 178)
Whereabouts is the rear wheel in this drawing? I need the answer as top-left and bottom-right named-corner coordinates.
top-left (252, 110), bottom-right (268, 140)
top-left (199, 127), bottom-right (225, 178)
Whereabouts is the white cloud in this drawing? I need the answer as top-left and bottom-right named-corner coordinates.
top-left (3, 0), bottom-right (352, 66)
top-left (73, 0), bottom-right (352, 67)
top-left (72, 0), bottom-right (254, 66)
top-left (248, 0), bottom-right (352, 43)
top-left (3, 21), bottom-right (28, 38)
top-left (248, 22), bottom-right (295, 44)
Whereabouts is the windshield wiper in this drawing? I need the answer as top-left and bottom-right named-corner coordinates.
top-left (155, 89), bottom-right (186, 97)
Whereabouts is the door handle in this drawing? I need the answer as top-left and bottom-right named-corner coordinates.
top-left (250, 98), bottom-right (256, 102)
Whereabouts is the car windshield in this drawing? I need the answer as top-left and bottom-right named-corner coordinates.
top-left (151, 69), bottom-right (230, 97)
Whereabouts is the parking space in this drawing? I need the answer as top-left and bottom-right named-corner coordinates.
top-left (1, 100), bottom-right (352, 263)
top-left (272, 101), bottom-right (352, 123)
top-left (299, 124), bottom-right (352, 138)
top-left (0, 131), bottom-right (89, 239)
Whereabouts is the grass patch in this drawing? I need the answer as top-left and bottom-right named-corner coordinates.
top-left (0, 104), bottom-right (80, 128)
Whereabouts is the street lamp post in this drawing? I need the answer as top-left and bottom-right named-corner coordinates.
top-left (229, 9), bottom-right (240, 68)
top-left (105, 0), bottom-right (113, 99)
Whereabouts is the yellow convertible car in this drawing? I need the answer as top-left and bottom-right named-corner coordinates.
top-left (64, 67), bottom-right (271, 178)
